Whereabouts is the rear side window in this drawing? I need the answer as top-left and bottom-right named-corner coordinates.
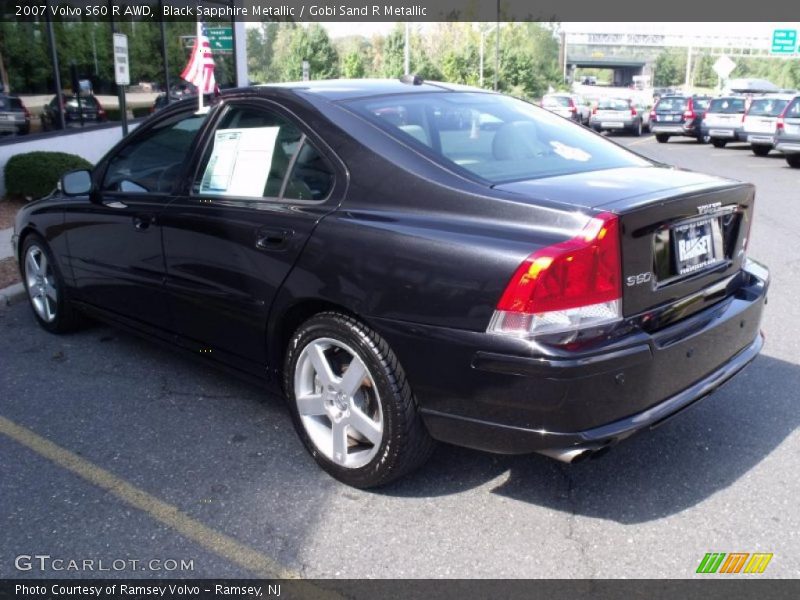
top-left (785, 99), bottom-right (800, 117)
top-left (708, 98), bottom-right (746, 114)
top-left (748, 98), bottom-right (789, 117)
top-left (694, 98), bottom-right (710, 111)
top-left (656, 97), bottom-right (688, 112)
top-left (347, 92), bottom-right (649, 183)
top-left (194, 105), bottom-right (334, 201)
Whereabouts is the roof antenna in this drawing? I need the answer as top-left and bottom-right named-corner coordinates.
top-left (400, 74), bottom-right (424, 86)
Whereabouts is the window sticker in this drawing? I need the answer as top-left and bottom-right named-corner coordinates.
top-left (199, 126), bottom-right (279, 197)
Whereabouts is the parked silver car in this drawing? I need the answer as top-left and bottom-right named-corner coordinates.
top-left (742, 94), bottom-right (794, 156)
top-left (541, 93), bottom-right (590, 124)
top-left (773, 95), bottom-right (800, 168)
top-left (0, 94), bottom-right (31, 135)
top-left (590, 97), bottom-right (647, 136)
top-left (700, 96), bottom-right (747, 147)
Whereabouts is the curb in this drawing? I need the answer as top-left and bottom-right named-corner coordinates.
top-left (1, 282), bottom-right (26, 307)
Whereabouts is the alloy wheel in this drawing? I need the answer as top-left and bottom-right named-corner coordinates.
top-left (24, 244), bottom-right (58, 323)
top-left (293, 337), bottom-right (384, 469)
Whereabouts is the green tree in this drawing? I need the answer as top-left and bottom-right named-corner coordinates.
top-left (342, 50), bottom-right (366, 78)
top-left (654, 49), bottom-right (686, 87)
top-left (271, 24), bottom-right (338, 81)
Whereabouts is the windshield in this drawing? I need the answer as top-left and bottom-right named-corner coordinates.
top-left (347, 92), bottom-right (649, 183)
top-left (656, 97), bottom-right (688, 112)
top-left (707, 98), bottom-right (746, 114)
top-left (64, 96), bottom-right (99, 109)
top-left (597, 99), bottom-right (630, 111)
top-left (748, 98), bottom-right (789, 117)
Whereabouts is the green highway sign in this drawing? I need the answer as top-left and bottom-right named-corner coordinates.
top-left (771, 29), bottom-right (797, 55)
top-left (207, 26), bottom-right (233, 53)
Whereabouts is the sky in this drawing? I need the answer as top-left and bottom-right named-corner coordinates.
top-left (245, 22), bottom-right (800, 41)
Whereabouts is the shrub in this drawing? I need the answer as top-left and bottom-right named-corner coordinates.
top-left (4, 151), bottom-right (93, 200)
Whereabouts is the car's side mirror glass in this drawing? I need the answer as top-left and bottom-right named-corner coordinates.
top-left (60, 169), bottom-right (92, 196)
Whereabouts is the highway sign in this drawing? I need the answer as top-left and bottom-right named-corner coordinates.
top-left (207, 26), bottom-right (233, 52)
top-left (771, 29), bottom-right (797, 55)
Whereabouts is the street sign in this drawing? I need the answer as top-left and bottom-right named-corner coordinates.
top-left (113, 33), bottom-right (129, 86)
top-left (206, 26), bottom-right (233, 52)
top-left (712, 55), bottom-right (736, 79)
top-left (771, 29), bottom-right (797, 55)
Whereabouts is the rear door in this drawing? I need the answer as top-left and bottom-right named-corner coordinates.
top-left (780, 97), bottom-right (800, 138)
top-left (161, 99), bottom-right (344, 371)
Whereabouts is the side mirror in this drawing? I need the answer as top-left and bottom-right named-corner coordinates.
top-left (60, 169), bottom-right (92, 196)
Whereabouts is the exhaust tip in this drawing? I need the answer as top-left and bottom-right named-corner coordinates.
top-left (538, 444), bottom-right (611, 464)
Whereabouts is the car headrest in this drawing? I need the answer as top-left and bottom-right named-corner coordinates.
top-left (492, 121), bottom-right (541, 161)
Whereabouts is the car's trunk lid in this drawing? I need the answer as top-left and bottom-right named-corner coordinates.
top-left (494, 166), bottom-right (753, 319)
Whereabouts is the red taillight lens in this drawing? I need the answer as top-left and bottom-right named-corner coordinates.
top-left (569, 106), bottom-right (577, 113)
top-left (650, 110), bottom-right (656, 120)
top-left (592, 107), bottom-right (597, 115)
top-left (630, 106), bottom-right (637, 116)
top-left (776, 117), bottom-right (785, 131)
top-left (490, 213), bottom-right (622, 337)
top-left (683, 110), bottom-right (695, 120)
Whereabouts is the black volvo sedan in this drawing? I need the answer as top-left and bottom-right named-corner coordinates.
top-left (12, 79), bottom-right (769, 488)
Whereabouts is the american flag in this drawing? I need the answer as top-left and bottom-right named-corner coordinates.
top-left (181, 24), bottom-right (217, 94)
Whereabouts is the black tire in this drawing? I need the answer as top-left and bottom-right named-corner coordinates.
top-left (284, 312), bottom-right (435, 488)
top-left (631, 120), bottom-right (642, 137)
top-left (787, 154), bottom-right (800, 168)
top-left (20, 234), bottom-right (84, 334)
top-left (655, 134), bottom-right (669, 143)
top-left (752, 145), bottom-right (771, 157)
top-left (697, 134), bottom-right (710, 144)
top-left (711, 138), bottom-right (727, 148)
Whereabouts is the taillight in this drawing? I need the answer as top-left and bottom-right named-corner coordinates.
top-left (488, 213), bottom-right (622, 338)
top-left (776, 117), bottom-right (785, 131)
top-left (650, 110), bottom-right (656, 120)
top-left (683, 98), bottom-right (695, 120)
top-left (568, 106), bottom-right (577, 113)
top-left (592, 107), bottom-right (597, 115)
top-left (630, 105), bottom-right (637, 116)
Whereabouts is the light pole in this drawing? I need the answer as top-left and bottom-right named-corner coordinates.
top-left (404, 22), bottom-right (410, 75)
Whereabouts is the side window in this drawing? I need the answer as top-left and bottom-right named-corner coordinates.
top-left (194, 105), bottom-right (302, 199)
top-left (102, 112), bottom-right (206, 194)
top-left (282, 141), bottom-right (335, 201)
top-left (788, 99), bottom-right (800, 117)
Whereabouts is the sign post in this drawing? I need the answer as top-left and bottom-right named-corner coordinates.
top-left (771, 29), bottom-right (797, 55)
top-left (302, 60), bottom-right (310, 82)
top-left (113, 32), bottom-right (129, 135)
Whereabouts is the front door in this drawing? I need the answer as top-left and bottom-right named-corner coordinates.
top-left (64, 110), bottom-right (209, 330)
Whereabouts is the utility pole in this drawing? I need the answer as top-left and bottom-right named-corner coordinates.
top-left (685, 45), bottom-right (693, 92)
top-left (494, 0), bottom-right (500, 91)
top-left (404, 23), bottom-right (410, 75)
top-left (45, 3), bottom-right (66, 130)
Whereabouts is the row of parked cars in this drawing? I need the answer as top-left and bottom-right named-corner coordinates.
top-left (542, 91), bottom-right (800, 169)
top-left (651, 92), bottom-right (800, 168)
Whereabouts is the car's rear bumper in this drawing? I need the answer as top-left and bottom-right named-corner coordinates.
top-left (701, 125), bottom-right (743, 139)
top-left (746, 134), bottom-right (774, 145)
top-left (775, 140), bottom-right (800, 154)
top-left (372, 260), bottom-right (768, 458)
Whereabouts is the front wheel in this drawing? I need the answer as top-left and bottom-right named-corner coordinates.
top-left (787, 154), bottom-right (800, 168)
top-left (752, 145), bottom-right (771, 157)
top-left (21, 235), bottom-right (84, 333)
top-left (655, 134), bottom-right (669, 143)
top-left (284, 312), bottom-right (435, 488)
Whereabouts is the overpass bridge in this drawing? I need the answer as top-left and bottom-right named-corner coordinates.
top-left (562, 30), bottom-right (778, 87)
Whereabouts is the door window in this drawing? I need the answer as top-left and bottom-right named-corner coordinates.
top-left (194, 105), bottom-right (334, 201)
top-left (102, 112), bottom-right (206, 194)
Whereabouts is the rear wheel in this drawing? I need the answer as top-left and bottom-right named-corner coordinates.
top-left (787, 154), bottom-right (800, 168)
top-left (631, 120), bottom-right (642, 137)
top-left (752, 145), bottom-right (771, 157)
top-left (711, 138), bottom-right (727, 148)
top-left (697, 134), bottom-right (711, 144)
top-left (284, 312), bottom-right (435, 488)
top-left (655, 134), bottom-right (670, 143)
top-left (21, 235), bottom-right (83, 334)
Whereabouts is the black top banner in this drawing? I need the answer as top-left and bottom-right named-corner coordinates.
top-left (1, 0), bottom-right (798, 22)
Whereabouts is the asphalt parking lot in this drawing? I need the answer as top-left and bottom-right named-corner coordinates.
top-left (1, 132), bottom-right (799, 579)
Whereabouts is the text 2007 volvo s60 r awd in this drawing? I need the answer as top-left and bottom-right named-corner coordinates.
top-left (13, 79), bottom-right (769, 488)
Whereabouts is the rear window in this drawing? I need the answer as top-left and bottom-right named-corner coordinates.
top-left (707, 98), bottom-right (746, 114)
top-left (65, 96), bottom-right (98, 109)
top-left (543, 96), bottom-right (571, 107)
top-left (655, 97), bottom-right (687, 112)
top-left (347, 92), bottom-right (649, 184)
top-left (597, 98), bottom-right (630, 111)
top-left (748, 98), bottom-right (789, 117)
